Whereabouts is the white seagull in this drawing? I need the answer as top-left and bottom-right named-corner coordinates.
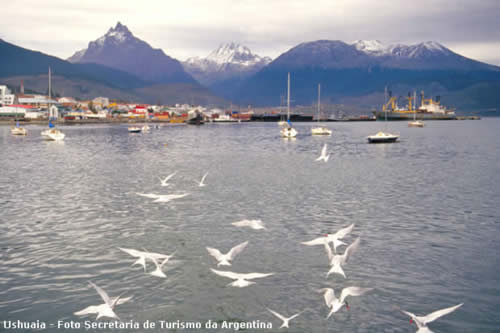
top-left (118, 247), bottom-right (148, 271)
top-left (158, 171), bottom-right (177, 187)
top-left (325, 237), bottom-right (360, 278)
top-left (75, 282), bottom-right (128, 320)
top-left (206, 241), bottom-right (249, 267)
top-left (302, 223), bottom-right (355, 253)
top-left (210, 269), bottom-right (274, 287)
top-left (315, 144), bottom-right (330, 162)
top-left (401, 303), bottom-right (463, 333)
top-left (319, 286), bottom-right (373, 319)
top-left (136, 192), bottom-right (190, 203)
top-left (118, 247), bottom-right (175, 272)
top-left (231, 219), bottom-right (266, 230)
top-left (74, 296), bottom-right (132, 319)
top-left (197, 172), bottom-right (209, 187)
top-left (149, 257), bottom-right (171, 278)
top-left (266, 308), bottom-right (304, 329)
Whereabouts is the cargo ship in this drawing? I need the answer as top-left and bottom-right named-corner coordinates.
top-left (373, 91), bottom-right (456, 120)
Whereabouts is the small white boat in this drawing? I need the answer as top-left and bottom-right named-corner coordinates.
top-left (141, 124), bottom-right (150, 132)
top-left (311, 126), bottom-right (332, 135)
top-left (128, 126), bottom-right (141, 133)
top-left (408, 120), bottom-right (425, 127)
top-left (41, 128), bottom-right (65, 141)
top-left (367, 131), bottom-right (399, 143)
top-left (280, 126), bottom-right (298, 138)
top-left (311, 83), bottom-right (332, 136)
top-left (11, 125), bottom-right (27, 136)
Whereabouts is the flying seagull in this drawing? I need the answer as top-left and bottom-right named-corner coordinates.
top-left (210, 269), bottom-right (274, 288)
top-left (206, 241), bottom-right (249, 267)
top-left (315, 144), bottom-right (330, 162)
top-left (266, 308), bottom-right (304, 329)
top-left (401, 303), bottom-right (463, 333)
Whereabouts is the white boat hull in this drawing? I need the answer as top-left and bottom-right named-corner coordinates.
top-left (41, 129), bottom-right (65, 141)
top-left (311, 127), bottom-right (332, 135)
top-left (367, 131), bottom-right (399, 143)
top-left (280, 126), bottom-right (297, 138)
top-left (11, 127), bottom-right (27, 135)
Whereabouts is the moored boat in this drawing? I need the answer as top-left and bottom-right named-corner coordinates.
top-left (311, 83), bottom-right (332, 136)
top-left (367, 131), bottom-right (399, 143)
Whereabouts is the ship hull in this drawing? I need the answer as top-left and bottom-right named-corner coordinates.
top-left (373, 111), bottom-right (456, 120)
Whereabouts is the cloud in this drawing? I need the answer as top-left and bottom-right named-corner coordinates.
top-left (1, 0), bottom-right (499, 65)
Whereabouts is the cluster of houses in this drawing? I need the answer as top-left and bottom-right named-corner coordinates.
top-left (0, 84), bottom-right (253, 123)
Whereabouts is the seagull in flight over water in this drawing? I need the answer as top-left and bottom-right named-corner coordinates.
top-left (319, 286), bottom-right (373, 319)
top-left (231, 219), bottom-right (266, 230)
top-left (210, 269), bottom-right (274, 287)
top-left (266, 308), bottom-right (304, 328)
top-left (74, 282), bottom-right (130, 320)
top-left (206, 241), bottom-right (249, 267)
top-left (158, 171), bottom-right (177, 187)
top-left (316, 144), bottom-right (330, 162)
top-left (302, 223), bottom-right (355, 253)
top-left (118, 247), bottom-right (175, 272)
top-left (135, 192), bottom-right (190, 203)
top-left (325, 237), bottom-right (360, 278)
top-left (401, 303), bottom-right (463, 333)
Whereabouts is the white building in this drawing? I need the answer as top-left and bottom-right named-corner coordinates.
top-left (92, 97), bottom-right (109, 108)
top-left (0, 85), bottom-right (15, 106)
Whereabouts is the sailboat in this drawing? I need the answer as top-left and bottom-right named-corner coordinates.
top-left (311, 83), bottom-right (332, 135)
top-left (280, 72), bottom-right (298, 138)
top-left (367, 87), bottom-right (399, 143)
top-left (41, 67), bottom-right (65, 141)
top-left (11, 112), bottom-right (27, 136)
top-left (408, 91), bottom-right (425, 127)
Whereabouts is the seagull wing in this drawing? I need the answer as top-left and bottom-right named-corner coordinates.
top-left (200, 172), bottom-right (209, 183)
top-left (118, 247), bottom-right (143, 258)
top-left (89, 282), bottom-right (112, 307)
top-left (232, 220), bottom-right (251, 227)
top-left (207, 247), bottom-right (224, 261)
top-left (227, 241), bottom-right (249, 260)
top-left (324, 242), bottom-right (334, 263)
top-left (210, 268), bottom-right (242, 280)
top-left (113, 296), bottom-right (133, 305)
top-left (288, 310), bottom-right (304, 321)
top-left (267, 308), bottom-right (287, 322)
top-left (74, 305), bottom-right (100, 316)
top-left (421, 303), bottom-right (463, 325)
top-left (339, 287), bottom-right (373, 304)
top-left (322, 288), bottom-right (335, 307)
top-left (136, 193), bottom-right (160, 199)
top-left (165, 171), bottom-right (177, 182)
top-left (301, 237), bottom-right (327, 246)
top-left (321, 144), bottom-right (327, 157)
top-left (242, 272), bottom-right (274, 280)
top-left (333, 223), bottom-right (355, 240)
top-left (340, 237), bottom-right (360, 265)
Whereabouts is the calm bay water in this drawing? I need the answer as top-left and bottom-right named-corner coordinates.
top-left (0, 120), bottom-right (499, 332)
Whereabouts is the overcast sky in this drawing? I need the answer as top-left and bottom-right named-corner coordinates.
top-left (2, 0), bottom-right (500, 65)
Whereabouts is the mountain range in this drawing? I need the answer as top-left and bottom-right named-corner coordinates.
top-left (1, 22), bottom-right (500, 113)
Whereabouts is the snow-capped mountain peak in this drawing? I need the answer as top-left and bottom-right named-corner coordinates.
top-left (94, 22), bottom-right (133, 46)
top-left (351, 40), bottom-right (386, 54)
top-left (182, 42), bottom-right (272, 85)
top-left (204, 42), bottom-right (269, 67)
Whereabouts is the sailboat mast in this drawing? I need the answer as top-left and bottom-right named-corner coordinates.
top-left (48, 67), bottom-right (51, 119)
top-left (287, 72), bottom-right (290, 121)
top-left (413, 90), bottom-right (417, 121)
top-left (317, 83), bottom-right (320, 122)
